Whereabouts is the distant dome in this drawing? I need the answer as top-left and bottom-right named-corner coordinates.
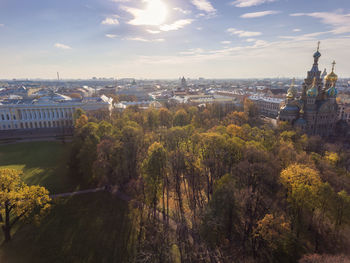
top-left (313, 50), bottom-right (321, 58)
top-left (286, 86), bottom-right (297, 99)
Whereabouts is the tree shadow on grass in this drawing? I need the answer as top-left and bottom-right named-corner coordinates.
top-left (0, 192), bottom-right (137, 263)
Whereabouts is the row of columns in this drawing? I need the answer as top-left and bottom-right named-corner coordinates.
top-left (18, 107), bottom-right (74, 121)
top-left (0, 107), bottom-right (75, 130)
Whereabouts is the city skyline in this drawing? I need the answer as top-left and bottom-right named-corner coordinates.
top-left (0, 0), bottom-right (350, 79)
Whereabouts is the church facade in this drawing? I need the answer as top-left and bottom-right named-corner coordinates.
top-left (278, 43), bottom-right (339, 137)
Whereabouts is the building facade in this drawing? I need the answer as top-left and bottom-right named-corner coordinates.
top-left (278, 43), bottom-right (339, 137)
top-left (249, 95), bottom-right (284, 118)
top-left (338, 103), bottom-right (350, 124)
top-left (0, 94), bottom-right (113, 131)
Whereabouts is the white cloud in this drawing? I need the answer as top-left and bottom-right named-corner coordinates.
top-left (133, 37), bottom-right (350, 78)
top-left (147, 29), bottom-right (161, 34)
top-left (290, 12), bottom-right (350, 34)
top-left (227, 28), bottom-right (262, 37)
top-left (122, 0), bottom-right (168, 26)
top-left (221, 41), bottom-right (231, 45)
top-left (240, 10), bottom-right (280, 18)
top-left (101, 16), bottom-right (120, 25)
top-left (54, 43), bottom-right (72, 50)
top-left (159, 19), bottom-right (194, 32)
top-left (173, 7), bottom-right (191, 15)
top-left (246, 38), bottom-right (256, 42)
top-left (231, 0), bottom-right (277, 8)
top-left (191, 0), bottom-right (216, 14)
top-left (278, 31), bottom-right (330, 42)
top-left (0, 24), bottom-right (4, 27)
top-left (124, 37), bottom-right (165, 42)
top-left (293, 28), bottom-right (301, 32)
top-left (106, 34), bottom-right (118, 38)
top-left (179, 48), bottom-right (205, 55)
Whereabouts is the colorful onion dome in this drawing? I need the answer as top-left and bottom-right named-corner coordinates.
top-left (307, 77), bottom-right (318, 97)
top-left (326, 83), bottom-right (338, 97)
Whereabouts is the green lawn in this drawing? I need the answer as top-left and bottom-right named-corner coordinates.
top-left (0, 141), bottom-right (75, 194)
top-left (0, 141), bottom-right (137, 262)
top-left (0, 192), bottom-right (136, 263)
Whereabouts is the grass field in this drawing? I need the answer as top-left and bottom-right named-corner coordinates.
top-left (0, 141), bottom-right (136, 262)
top-left (0, 192), bottom-right (136, 263)
top-left (0, 141), bottom-right (75, 194)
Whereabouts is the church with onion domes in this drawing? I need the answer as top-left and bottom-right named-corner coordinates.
top-left (278, 42), bottom-right (339, 137)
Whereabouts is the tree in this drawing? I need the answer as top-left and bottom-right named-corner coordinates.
top-left (244, 98), bottom-right (259, 119)
top-left (0, 169), bottom-right (51, 242)
top-left (223, 111), bottom-right (248, 126)
top-left (173, 109), bottom-right (189, 127)
top-left (73, 108), bottom-right (86, 120)
top-left (201, 174), bottom-right (239, 248)
top-left (74, 114), bottom-right (88, 130)
top-left (142, 142), bottom-right (167, 219)
top-left (159, 108), bottom-right (173, 128)
top-left (280, 164), bottom-right (323, 237)
top-left (253, 214), bottom-right (293, 261)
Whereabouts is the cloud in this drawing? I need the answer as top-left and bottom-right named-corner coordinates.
top-left (191, 0), bottom-right (216, 14)
top-left (101, 16), bottom-right (120, 25)
top-left (133, 36), bottom-right (350, 79)
top-left (159, 19), bottom-right (194, 32)
top-left (278, 31), bottom-right (329, 41)
top-left (290, 12), bottom-right (350, 34)
top-left (54, 43), bottom-right (72, 50)
top-left (124, 37), bottom-right (165, 42)
top-left (147, 29), bottom-right (161, 34)
top-left (227, 28), bottom-right (262, 37)
top-left (0, 24), bottom-right (4, 27)
top-left (246, 38), bottom-right (256, 42)
top-left (231, 0), bottom-right (277, 8)
top-left (173, 7), bottom-right (191, 15)
top-left (240, 10), bottom-right (280, 18)
top-left (121, 0), bottom-right (168, 26)
top-left (106, 34), bottom-right (118, 38)
top-left (293, 28), bottom-right (301, 32)
top-left (179, 48), bottom-right (205, 55)
top-left (221, 41), bottom-right (231, 45)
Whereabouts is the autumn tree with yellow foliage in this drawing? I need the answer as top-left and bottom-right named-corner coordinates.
top-left (0, 169), bottom-right (51, 242)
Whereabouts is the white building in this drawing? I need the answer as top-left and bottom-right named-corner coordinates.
top-left (249, 95), bottom-right (284, 118)
top-left (0, 94), bottom-right (113, 130)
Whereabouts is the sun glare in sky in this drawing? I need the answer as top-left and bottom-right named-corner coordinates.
top-left (129, 0), bottom-right (168, 26)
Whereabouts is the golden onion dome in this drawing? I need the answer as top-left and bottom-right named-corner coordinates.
top-left (325, 71), bottom-right (338, 83)
top-left (286, 91), bottom-right (294, 99)
top-left (325, 60), bottom-right (338, 83)
top-left (286, 78), bottom-right (297, 99)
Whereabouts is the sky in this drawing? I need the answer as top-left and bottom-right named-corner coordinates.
top-left (0, 0), bottom-right (350, 79)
